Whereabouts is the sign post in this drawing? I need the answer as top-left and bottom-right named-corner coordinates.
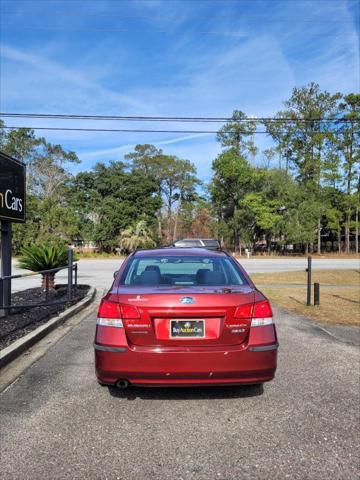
top-left (1, 221), bottom-right (12, 309)
top-left (306, 255), bottom-right (312, 306)
top-left (0, 152), bottom-right (26, 317)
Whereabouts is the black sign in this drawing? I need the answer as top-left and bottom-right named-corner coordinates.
top-left (170, 320), bottom-right (205, 337)
top-left (0, 152), bottom-right (26, 223)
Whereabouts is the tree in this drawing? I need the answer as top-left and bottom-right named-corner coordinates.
top-left (68, 161), bottom-right (161, 251)
top-left (212, 110), bottom-right (262, 252)
top-left (29, 139), bottom-right (79, 198)
top-left (217, 110), bottom-right (257, 158)
top-left (125, 144), bottom-right (165, 238)
top-left (0, 125), bottom-right (40, 167)
top-left (240, 169), bottom-right (299, 252)
top-left (119, 220), bottom-right (156, 253)
top-left (1, 124), bottom-right (82, 252)
top-left (265, 83), bottom-right (341, 253)
top-left (171, 159), bottom-right (199, 242)
top-left (211, 149), bottom-right (257, 252)
top-left (180, 197), bottom-right (216, 239)
top-left (125, 146), bottom-right (200, 244)
top-left (283, 196), bottom-right (321, 253)
top-left (125, 144), bottom-right (163, 175)
top-left (336, 93), bottom-right (360, 253)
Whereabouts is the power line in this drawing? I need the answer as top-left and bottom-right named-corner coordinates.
top-left (0, 126), bottom-right (345, 134)
top-left (1, 113), bottom-right (355, 123)
top-left (0, 125), bottom-right (261, 134)
top-left (7, 26), bottom-right (250, 36)
top-left (2, 11), bottom-right (354, 22)
top-left (3, 25), bottom-right (357, 37)
top-left (0, 113), bottom-right (235, 122)
top-left (0, 0), bottom-right (348, 3)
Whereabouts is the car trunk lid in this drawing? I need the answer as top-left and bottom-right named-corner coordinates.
top-left (116, 286), bottom-right (255, 347)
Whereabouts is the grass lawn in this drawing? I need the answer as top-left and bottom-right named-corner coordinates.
top-left (251, 270), bottom-right (360, 326)
top-left (252, 269), bottom-right (359, 286)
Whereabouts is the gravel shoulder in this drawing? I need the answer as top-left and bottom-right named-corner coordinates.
top-left (0, 306), bottom-right (359, 479)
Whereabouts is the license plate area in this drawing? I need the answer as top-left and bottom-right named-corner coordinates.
top-left (170, 319), bottom-right (205, 338)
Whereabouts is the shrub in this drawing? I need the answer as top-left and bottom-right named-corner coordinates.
top-left (17, 244), bottom-right (69, 289)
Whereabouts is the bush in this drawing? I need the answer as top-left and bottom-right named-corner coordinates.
top-left (17, 244), bottom-right (70, 289)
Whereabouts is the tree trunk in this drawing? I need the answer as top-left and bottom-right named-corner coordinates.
top-left (356, 205), bottom-right (359, 254)
top-left (41, 272), bottom-right (56, 290)
top-left (173, 197), bottom-right (182, 243)
top-left (345, 212), bottom-right (350, 254)
top-left (157, 185), bottom-right (163, 242)
top-left (266, 234), bottom-right (271, 254)
top-left (317, 218), bottom-right (321, 254)
top-left (338, 229), bottom-right (341, 254)
top-left (233, 203), bottom-right (239, 254)
top-left (166, 187), bottom-right (173, 244)
top-left (157, 215), bottom-right (162, 242)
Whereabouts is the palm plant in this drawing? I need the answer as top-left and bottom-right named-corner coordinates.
top-left (119, 220), bottom-right (156, 252)
top-left (17, 244), bottom-right (69, 289)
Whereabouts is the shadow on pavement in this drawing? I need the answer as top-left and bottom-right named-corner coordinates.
top-left (107, 383), bottom-right (264, 400)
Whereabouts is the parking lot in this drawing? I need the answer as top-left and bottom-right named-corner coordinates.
top-left (1, 290), bottom-right (359, 479)
top-left (10, 257), bottom-right (360, 292)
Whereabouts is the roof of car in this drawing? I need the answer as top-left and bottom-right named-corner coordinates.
top-left (174, 239), bottom-right (219, 243)
top-left (133, 247), bottom-right (227, 257)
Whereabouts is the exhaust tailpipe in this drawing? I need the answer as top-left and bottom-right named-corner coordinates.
top-left (115, 379), bottom-right (129, 389)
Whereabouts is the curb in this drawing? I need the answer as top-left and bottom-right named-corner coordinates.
top-left (0, 286), bottom-right (96, 369)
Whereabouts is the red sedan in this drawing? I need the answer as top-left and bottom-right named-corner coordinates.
top-left (94, 248), bottom-right (278, 388)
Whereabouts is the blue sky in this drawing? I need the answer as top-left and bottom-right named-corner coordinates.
top-left (1, 0), bottom-right (359, 182)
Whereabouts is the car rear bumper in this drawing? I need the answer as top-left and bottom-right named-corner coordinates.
top-left (94, 343), bottom-right (278, 386)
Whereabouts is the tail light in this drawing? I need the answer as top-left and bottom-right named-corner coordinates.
top-left (234, 300), bottom-right (273, 327)
top-left (251, 300), bottom-right (273, 327)
top-left (120, 304), bottom-right (140, 319)
top-left (97, 299), bottom-right (141, 327)
top-left (234, 304), bottom-right (253, 319)
top-left (97, 299), bottom-right (123, 327)
top-left (96, 299), bottom-right (123, 328)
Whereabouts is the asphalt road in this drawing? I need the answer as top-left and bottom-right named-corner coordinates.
top-left (10, 257), bottom-right (360, 292)
top-left (1, 306), bottom-right (359, 479)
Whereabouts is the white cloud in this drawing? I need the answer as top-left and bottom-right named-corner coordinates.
top-left (0, 0), bottom-right (358, 181)
top-left (0, 43), bottom-right (146, 112)
top-left (79, 132), bottom-right (212, 159)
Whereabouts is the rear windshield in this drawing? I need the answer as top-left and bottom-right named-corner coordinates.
top-left (174, 240), bottom-right (202, 247)
top-left (119, 255), bottom-right (247, 287)
top-left (202, 240), bottom-right (220, 247)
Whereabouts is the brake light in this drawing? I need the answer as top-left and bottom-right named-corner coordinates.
top-left (234, 303), bottom-right (253, 319)
top-left (234, 301), bottom-right (273, 326)
top-left (97, 299), bottom-right (123, 328)
top-left (120, 304), bottom-right (140, 319)
top-left (251, 300), bottom-right (273, 327)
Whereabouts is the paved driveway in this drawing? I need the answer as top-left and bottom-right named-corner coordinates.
top-left (0, 306), bottom-right (359, 479)
top-left (10, 257), bottom-right (359, 292)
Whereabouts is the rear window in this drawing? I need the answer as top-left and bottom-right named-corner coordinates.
top-left (174, 240), bottom-right (202, 247)
top-left (202, 239), bottom-right (220, 247)
top-left (120, 255), bottom-right (247, 287)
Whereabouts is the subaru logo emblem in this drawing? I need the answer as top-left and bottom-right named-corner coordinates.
top-left (180, 296), bottom-right (195, 305)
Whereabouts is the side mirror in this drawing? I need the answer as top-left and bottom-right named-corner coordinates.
top-left (113, 270), bottom-right (119, 279)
